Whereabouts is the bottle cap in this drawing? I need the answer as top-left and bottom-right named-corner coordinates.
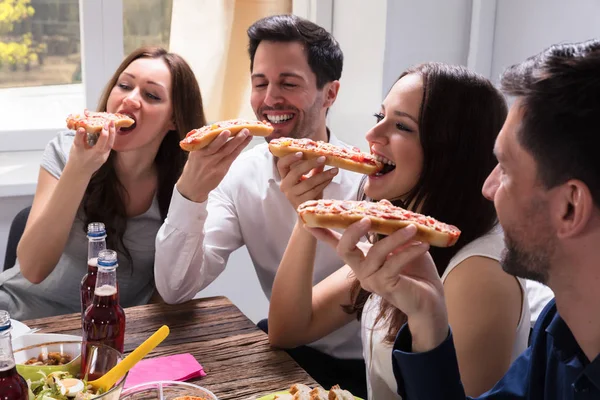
top-left (87, 222), bottom-right (107, 238)
top-left (97, 249), bottom-right (118, 267)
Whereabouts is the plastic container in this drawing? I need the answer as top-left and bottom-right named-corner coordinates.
top-left (120, 380), bottom-right (218, 400)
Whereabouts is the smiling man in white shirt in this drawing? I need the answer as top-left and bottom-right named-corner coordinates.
top-left (154, 14), bottom-right (367, 397)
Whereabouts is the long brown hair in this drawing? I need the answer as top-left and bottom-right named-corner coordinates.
top-left (347, 63), bottom-right (507, 342)
top-left (82, 46), bottom-right (205, 266)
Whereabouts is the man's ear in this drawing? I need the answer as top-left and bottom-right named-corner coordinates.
top-left (323, 80), bottom-right (340, 109)
top-left (554, 180), bottom-right (594, 239)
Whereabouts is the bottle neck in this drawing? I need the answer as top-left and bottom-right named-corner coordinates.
top-left (88, 236), bottom-right (107, 263)
top-left (0, 330), bottom-right (15, 370)
top-left (94, 266), bottom-right (119, 300)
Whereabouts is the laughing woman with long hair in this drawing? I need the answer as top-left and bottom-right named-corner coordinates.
top-left (269, 63), bottom-right (530, 398)
top-left (0, 47), bottom-right (205, 320)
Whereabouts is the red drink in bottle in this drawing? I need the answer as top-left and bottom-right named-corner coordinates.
top-left (0, 367), bottom-right (28, 400)
top-left (81, 222), bottom-right (107, 320)
top-left (81, 250), bottom-right (126, 377)
top-left (0, 311), bottom-right (28, 400)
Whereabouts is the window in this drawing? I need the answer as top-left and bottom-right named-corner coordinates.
top-left (123, 0), bottom-right (172, 55)
top-left (0, 0), bottom-right (81, 89)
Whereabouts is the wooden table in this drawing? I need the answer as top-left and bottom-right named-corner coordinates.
top-left (22, 296), bottom-right (317, 399)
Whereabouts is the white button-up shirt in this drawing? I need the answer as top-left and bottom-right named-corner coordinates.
top-left (155, 133), bottom-right (364, 359)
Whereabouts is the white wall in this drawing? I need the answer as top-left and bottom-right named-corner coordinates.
top-left (327, 0), bottom-right (473, 151)
top-left (382, 0), bottom-right (472, 92)
top-left (327, 0), bottom-right (388, 151)
top-left (490, 0), bottom-right (600, 84)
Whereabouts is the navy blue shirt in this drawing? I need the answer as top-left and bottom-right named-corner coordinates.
top-left (392, 299), bottom-right (600, 399)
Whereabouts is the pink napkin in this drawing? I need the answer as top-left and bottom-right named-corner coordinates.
top-left (124, 353), bottom-right (207, 389)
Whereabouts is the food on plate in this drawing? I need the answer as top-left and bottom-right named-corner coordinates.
top-left (172, 396), bottom-right (210, 400)
top-left (328, 385), bottom-right (354, 400)
top-left (179, 119), bottom-right (274, 151)
top-left (272, 383), bottom-right (358, 400)
top-left (289, 384), bottom-right (311, 395)
top-left (308, 387), bottom-right (328, 400)
top-left (24, 352), bottom-right (73, 366)
top-left (297, 199), bottom-right (461, 247)
top-left (66, 109), bottom-right (135, 146)
top-left (27, 371), bottom-right (106, 400)
top-left (268, 138), bottom-right (383, 175)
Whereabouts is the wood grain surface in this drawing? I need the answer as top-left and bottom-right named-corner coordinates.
top-left (22, 296), bottom-right (317, 399)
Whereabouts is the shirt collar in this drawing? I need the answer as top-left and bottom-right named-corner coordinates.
top-left (546, 305), bottom-right (581, 362)
top-left (270, 128), bottom-right (345, 185)
top-left (545, 301), bottom-right (600, 391)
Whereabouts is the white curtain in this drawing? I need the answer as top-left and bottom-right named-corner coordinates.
top-left (170, 0), bottom-right (292, 122)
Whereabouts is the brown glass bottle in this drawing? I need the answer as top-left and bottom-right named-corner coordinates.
top-left (81, 222), bottom-right (107, 322)
top-left (81, 250), bottom-right (126, 377)
top-left (0, 311), bottom-right (28, 400)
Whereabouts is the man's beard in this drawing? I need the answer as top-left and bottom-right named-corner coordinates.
top-left (501, 231), bottom-right (552, 284)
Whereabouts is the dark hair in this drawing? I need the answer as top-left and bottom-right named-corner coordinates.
top-left (247, 14), bottom-right (343, 88)
top-left (83, 46), bottom-right (205, 265)
top-left (349, 63), bottom-right (508, 342)
top-left (501, 39), bottom-right (600, 206)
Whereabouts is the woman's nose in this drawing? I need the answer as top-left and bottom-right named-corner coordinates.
top-left (365, 121), bottom-right (387, 144)
top-left (123, 90), bottom-right (141, 109)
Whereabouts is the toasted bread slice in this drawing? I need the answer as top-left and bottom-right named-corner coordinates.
top-left (268, 137), bottom-right (382, 175)
top-left (297, 199), bottom-right (461, 247)
top-left (289, 383), bottom-right (312, 395)
top-left (180, 119), bottom-right (273, 151)
top-left (327, 385), bottom-right (354, 400)
top-left (309, 387), bottom-right (328, 400)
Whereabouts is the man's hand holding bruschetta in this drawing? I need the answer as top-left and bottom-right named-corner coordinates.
top-left (177, 129), bottom-right (252, 203)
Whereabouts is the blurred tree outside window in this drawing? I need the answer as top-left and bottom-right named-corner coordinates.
top-left (0, 0), bottom-right (81, 88)
top-left (123, 0), bottom-right (172, 55)
top-left (0, 0), bottom-right (173, 89)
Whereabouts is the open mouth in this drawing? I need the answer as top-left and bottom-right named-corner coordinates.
top-left (264, 113), bottom-right (295, 125)
top-left (117, 111), bottom-right (137, 132)
top-left (375, 163), bottom-right (396, 176)
top-left (373, 154), bottom-right (396, 176)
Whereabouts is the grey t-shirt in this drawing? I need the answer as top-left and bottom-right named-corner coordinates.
top-left (0, 131), bottom-right (159, 320)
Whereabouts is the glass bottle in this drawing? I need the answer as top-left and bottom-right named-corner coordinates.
top-left (81, 222), bottom-right (107, 320)
top-left (0, 311), bottom-right (28, 400)
top-left (81, 250), bottom-right (126, 377)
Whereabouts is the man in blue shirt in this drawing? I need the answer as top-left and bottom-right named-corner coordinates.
top-left (388, 39), bottom-right (600, 399)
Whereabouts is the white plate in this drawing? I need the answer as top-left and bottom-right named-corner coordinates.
top-left (10, 319), bottom-right (30, 339)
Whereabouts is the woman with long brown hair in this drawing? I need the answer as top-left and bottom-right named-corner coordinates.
top-left (269, 63), bottom-right (530, 398)
top-left (0, 47), bottom-right (205, 320)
